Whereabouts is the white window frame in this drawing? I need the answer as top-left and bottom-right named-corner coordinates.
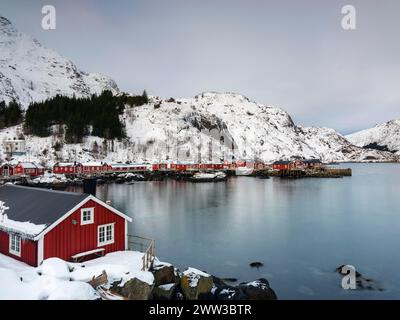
top-left (81, 207), bottom-right (94, 225)
top-left (98, 223), bottom-right (115, 246)
top-left (9, 234), bottom-right (21, 257)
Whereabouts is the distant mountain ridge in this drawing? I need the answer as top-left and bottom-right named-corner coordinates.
top-left (0, 16), bottom-right (118, 107)
top-left (346, 120), bottom-right (400, 155)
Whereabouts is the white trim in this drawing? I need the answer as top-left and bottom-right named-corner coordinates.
top-left (33, 195), bottom-right (132, 241)
top-left (80, 207), bottom-right (94, 225)
top-left (97, 223), bottom-right (115, 247)
top-left (37, 237), bottom-right (44, 266)
top-left (9, 234), bottom-right (21, 257)
top-left (124, 220), bottom-right (128, 250)
top-left (88, 195), bottom-right (132, 222)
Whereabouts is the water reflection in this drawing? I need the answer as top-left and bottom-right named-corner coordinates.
top-left (68, 164), bottom-right (400, 299)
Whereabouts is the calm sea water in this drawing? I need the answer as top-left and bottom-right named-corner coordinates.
top-left (72, 163), bottom-right (400, 299)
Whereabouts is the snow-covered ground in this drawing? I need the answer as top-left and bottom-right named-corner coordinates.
top-left (346, 119), bottom-right (400, 155)
top-left (0, 251), bottom-right (153, 300)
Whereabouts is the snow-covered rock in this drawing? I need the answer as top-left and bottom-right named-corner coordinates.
top-left (0, 266), bottom-right (98, 300)
top-left (0, 16), bottom-right (118, 107)
top-left (39, 258), bottom-right (71, 280)
top-left (346, 120), bottom-right (400, 155)
top-left (0, 251), bottom-right (153, 300)
top-left (180, 267), bottom-right (213, 300)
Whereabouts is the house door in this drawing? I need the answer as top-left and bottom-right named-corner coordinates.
top-left (3, 167), bottom-right (9, 177)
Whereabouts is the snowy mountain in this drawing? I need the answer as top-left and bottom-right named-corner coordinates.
top-left (0, 16), bottom-right (118, 107)
top-left (0, 16), bottom-right (397, 165)
top-left (346, 120), bottom-right (400, 155)
top-left (1, 92), bottom-right (398, 165)
top-left (117, 92), bottom-right (398, 164)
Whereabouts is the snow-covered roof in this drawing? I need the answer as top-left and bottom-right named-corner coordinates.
top-left (0, 185), bottom-right (131, 238)
top-left (0, 185), bottom-right (88, 237)
top-left (82, 162), bottom-right (107, 167)
top-left (55, 162), bottom-right (78, 167)
top-left (18, 162), bottom-right (38, 169)
top-left (110, 163), bottom-right (150, 168)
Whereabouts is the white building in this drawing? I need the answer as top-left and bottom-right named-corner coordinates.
top-left (4, 139), bottom-right (26, 155)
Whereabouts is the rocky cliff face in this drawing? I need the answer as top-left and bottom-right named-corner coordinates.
top-left (0, 16), bottom-right (118, 107)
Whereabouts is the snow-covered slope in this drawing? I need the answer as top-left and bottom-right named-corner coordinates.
top-left (0, 16), bottom-right (118, 107)
top-left (0, 16), bottom-right (397, 164)
top-left (1, 92), bottom-right (397, 165)
top-left (120, 92), bottom-right (398, 163)
top-left (346, 120), bottom-right (400, 155)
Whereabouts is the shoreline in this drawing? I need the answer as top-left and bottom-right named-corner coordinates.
top-left (0, 167), bottom-right (356, 189)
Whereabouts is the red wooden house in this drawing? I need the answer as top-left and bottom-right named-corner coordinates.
top-left (272, 160), bottom-right (291, 170)
top-left (291, 159), bottom-right (305, 169)
top-left (110, 163), bottom-right (151, 172)
top-left (82, 162), bottom-right (110, 174)
top-left (303, 159), bottom-right (323, 169)
top-left (152, 163), bottom-right (169, 171)
top-left (0, 184), bottom-right (132, 267)
top-left (14, 162), bottom-right (45, 177)
top-left (53, 162), bottom-right (83, 175)
top-left (0, 164), bottom-right (15, 177)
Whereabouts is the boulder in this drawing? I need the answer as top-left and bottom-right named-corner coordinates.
top-left (111, 278), bottom-right (154, 300)
top-left (152, 283), bottom-right (177, 300)
top-left (180, 268), bottom-right (213, 300)
top-left (215, 286), bottom-right (243, 300)
top-left (239, 278), bottom-right (277, 300)
top-left (249, 262), bottom-right (264, 269)
top-left (335, 265), bottom-right (384, 291)
top-left (335, 265), bottom-right (362, 277)
top-left (152, 263), bottom-right (175, 286)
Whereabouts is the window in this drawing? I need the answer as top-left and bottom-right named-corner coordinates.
top-left (81, 208), bottom-right (94, 225)
top-left (98, 223), bottom-right (114, 246)
top-left (9, 234), bottom-right (21, 257)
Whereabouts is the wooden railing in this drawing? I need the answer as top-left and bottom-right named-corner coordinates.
top-left (127, 235), bottom-right (155, 271)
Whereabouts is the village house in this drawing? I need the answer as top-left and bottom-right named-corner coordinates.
top-left (303, 159), bottom-right (323, 169)
top-left (0, 163), bottom-right (15, 178)
top-left (13, 162), bottom-right (45, 177)
top-left (3, 139), bottom-right (26, 156)
top-left (81, 162), bottom-right (110, 174)
top-left (0, 184), bottom-right (132, 267)
top-left (272, 159), bottom-right (323, 171)
top-left (53, 162), bottom-right (83, 175)
top-left (272, 160), bottom-right (292, 170)
top-left (110, 163), bottom-right (151, 172)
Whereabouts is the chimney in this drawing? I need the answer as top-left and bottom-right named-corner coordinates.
top-left (83, 178), bottom-right (97, 197)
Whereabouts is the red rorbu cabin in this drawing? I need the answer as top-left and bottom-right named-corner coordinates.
top-left (272, 160), bottom-right (291, 170)
top-left (82, 162), bottom-right (110, 174)
top-left (13, 162), bottom-right (45, 177)
top-left (0, 164), bottom-right (15, 178)
top-left (0, 184), bottom-right (132, 267)
top-left (53, 162), bottom-right (82, 175)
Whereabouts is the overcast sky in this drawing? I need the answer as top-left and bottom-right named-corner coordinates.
top-left (2, 0), bottom-right (400, 134)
